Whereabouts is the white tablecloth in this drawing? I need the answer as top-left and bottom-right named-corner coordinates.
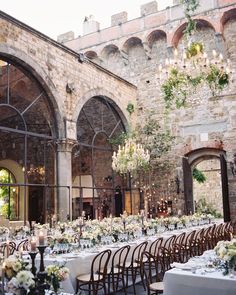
top-left (42, 223), bottom-right (219, 293)
top-left (163, 265), bottom-right (236, 295)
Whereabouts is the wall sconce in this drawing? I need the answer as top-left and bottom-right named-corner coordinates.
top-left (230, 153), bottom-right (236, 176)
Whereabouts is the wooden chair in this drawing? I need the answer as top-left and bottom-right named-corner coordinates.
top-left (0, 241), bottom-right (16, 256)
top-left (76, 249), bottom-right (111, 295)
top-left (140, 251), bottom-right (164, 295)
top-left (124, 240), bottom-right (148, 295)
top-left (149, 237), bottom-right (163, 258)
top-left (107, 244), bottom-right (130, 295)
top-left (17, 239), bottom-right (29, 251)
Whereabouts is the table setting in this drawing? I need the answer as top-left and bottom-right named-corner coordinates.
top-left (164, 243), bottom-right (236, 295)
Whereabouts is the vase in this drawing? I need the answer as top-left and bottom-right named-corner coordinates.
top-left (51, 276), bottom-right (61, 295)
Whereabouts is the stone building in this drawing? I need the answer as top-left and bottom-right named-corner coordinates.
top-left (60, 0), bottom-right (236, 222)
top-left (0, 0), bottom-right (236, 223)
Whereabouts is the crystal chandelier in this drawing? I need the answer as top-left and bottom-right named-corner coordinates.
top-left (157, 1), bottom-right (234, 108)
top-left (112, 138), bottom-right (150, 174)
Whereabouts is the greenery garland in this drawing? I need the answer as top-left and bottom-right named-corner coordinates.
top-left (161, 43), bottom-right (230, 109)
top-left (180, 0), bottom-right (200, 37)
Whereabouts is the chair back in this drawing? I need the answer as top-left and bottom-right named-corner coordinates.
top-left (131, 240), bottom-right (148, 265)
top-left (17, 239), bottom-right (29, 251)
top-left (0, 241), bottom-right (16, 256)
top-left (112, 244), bottom-right (130, 271)
top-left (149, 237), bottom-right (163, 257)
top-left (140, 251), bottom-right (163, 287)
top-left (91, 249), bottom-right (111, 281)
top-left (163, 234), bottom-right (176, 251)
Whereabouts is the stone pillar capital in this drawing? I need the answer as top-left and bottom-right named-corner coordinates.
top-left (56, 138), bottom-right (78, 152)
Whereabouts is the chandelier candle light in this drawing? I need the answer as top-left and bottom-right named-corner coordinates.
top-left (112, 138), bottom-right (150, 214)
top-left (158, 0), bottom-right (234, 109)
top-left (112, 139), bottom-right (150, 174)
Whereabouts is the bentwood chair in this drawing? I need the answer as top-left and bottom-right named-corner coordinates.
top-left (76, 249), bottom-right (111, 295)
top-left (17, 239), bottom-right (29, 251)
top-left (0, 241), bottom-right (16, 257)
top-left (107, 244), bottom-right (130, 294)
top-left (140, 251), bottom-right (164, 295)
top-left (149, 237), bottom-right (163, 258)
top-left (124, 240), bottom-right (148, 295)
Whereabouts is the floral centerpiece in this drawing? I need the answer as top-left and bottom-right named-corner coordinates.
top-left (0, 226), bottom-right (9, 241)
top-left (4, 255), bottom-right (32, 279)
top-left (46, 264), bottom-right (70, 294)
top-left (8, 270), bottom-right (35, 295)
top-left (13, 226), bottom-right (30, 238)
top-left (4, 255), bottom-right (34, 295)
top-left (214, 239), bottom-right (236, 274)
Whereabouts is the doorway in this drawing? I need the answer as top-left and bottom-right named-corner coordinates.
top-left (182, 148), bottom-right (230, 221)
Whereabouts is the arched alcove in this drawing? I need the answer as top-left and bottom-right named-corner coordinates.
top-left (72, 96), bottom-right (127, 219)
top-left (0, 56), bottom-right (59, 223)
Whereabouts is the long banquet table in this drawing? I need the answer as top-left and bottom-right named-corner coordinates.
top-left (163, 250), bottom-right (236, 295)
top-left (42, 223), bottom-right (216, 294)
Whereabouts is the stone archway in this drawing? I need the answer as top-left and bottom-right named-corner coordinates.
top-left (183, 147), bottom-right (230, 221)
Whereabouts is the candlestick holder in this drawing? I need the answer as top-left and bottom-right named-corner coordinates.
top-left (122, 220), bottom-right (126, 231)
top-left (28, 251), bottom-right (38, 276)
top-left (37, 245), bottom-right (50, 295)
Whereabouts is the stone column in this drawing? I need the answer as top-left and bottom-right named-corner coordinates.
top-left (56, 139), bottom-right (76, 221)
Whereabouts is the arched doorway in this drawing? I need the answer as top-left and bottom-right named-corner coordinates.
top-left (0, 167), bottom-right (18, 220)
top-left (0, 58), bottom-right (58, 223)
top-left (183, 148), bottom-right (230, 221)
top-left (72, 96), bottom-right (126, 219)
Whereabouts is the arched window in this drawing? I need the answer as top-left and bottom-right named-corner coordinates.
top-left (72, 96), bottom-right (126, 219)
top-left (0, 168), bottom-right (18, 220)
top-left (0, 59), bottom-right (58, 222)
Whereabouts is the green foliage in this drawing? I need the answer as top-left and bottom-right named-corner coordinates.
top-left (108, 131), bottom-right (128, 146)
top-left (126, 102), bottom-right (135, 115)
top-left (161, 67), bottom-right (204, 109)
top-left (195, 197), bottom-right (222, 218)
top-left (161, 58), bottom-right (229, 109)
top-left (192, 168), bottom-right (207, 183)
top-left (180, 0), bottom-right (200, 38)
top-left (206, 64), bottom-right (229, 95)
top-left (136, 117), bottom-right (175, 161)
top-left (0, 169), bottom-right (15, 219)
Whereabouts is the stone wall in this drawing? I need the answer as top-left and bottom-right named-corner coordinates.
top-left (62, 0), bottom-right (236, 220)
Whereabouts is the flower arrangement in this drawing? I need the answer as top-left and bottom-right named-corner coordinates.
top-left (51, 232), bottom-right (73, 245)
top-left (13, 226), bottom-right (30, 237)
top-left (0, 226), bottom-right (9, 235)
top-left (4, 256), bottom-right (31, 279)
top-left (8, 270), bottom-right (35, 294)
top-left (46, 264), bottom-right (69, 293)
top-left (214, 239), bottom-right (236, 274)
top-left (3, 255), bottom-right (33, 294)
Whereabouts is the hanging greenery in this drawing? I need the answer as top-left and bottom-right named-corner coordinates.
top-left (180, 0), bottom-right (200, 38)
top-left (161, 43), bottom-right (230, 109)
top-left (159, 0), bottom-right (231, 109)
top-left (192, 168), bottom-right (207, 183)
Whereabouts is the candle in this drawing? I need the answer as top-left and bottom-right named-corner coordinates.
top-left (31, 237), bottom-right (37, 251)
top-left (6, 240), bottom-right (10, 258)
top-left (38, 231), bottom-right (45, 246)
